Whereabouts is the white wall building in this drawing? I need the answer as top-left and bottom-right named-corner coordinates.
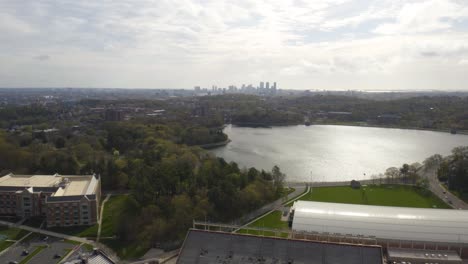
top-left (291, 201), bottom-right (468, 244)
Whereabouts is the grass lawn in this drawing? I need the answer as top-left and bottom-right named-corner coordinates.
top-left (247, 211), bottom-right (288, 230)
top-left (100, 195), bottom-right (132, 238)
top-left (99, 195), bottom-right (147, 260)
top-left (288, 185), bottom-right (450, 209)
top-left (0, 226), bottom-right (29, 240)
top-left (237, 211), bottom-right (289, 238)
top-left (236, 185), bottom-right (449, 239)
top-left (48, 224), bottom-right (98, 238)
top-left (82, 243), bottom-right (94, 251)
top-left (0, 241), bottom-right (15, 252)
top-left (0, 226), bottom-right (29, 252)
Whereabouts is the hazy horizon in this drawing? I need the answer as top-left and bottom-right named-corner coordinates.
top-left (1, 0), bottom-right (468, 90)
top-left (1, 87), bottom-right (468, 93)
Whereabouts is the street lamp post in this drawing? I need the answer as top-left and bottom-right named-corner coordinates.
top-left (310, 171), bottom-right (313, 193)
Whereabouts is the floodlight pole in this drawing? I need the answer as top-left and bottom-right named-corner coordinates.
top-left (310, 171), bottom-right (313, 193)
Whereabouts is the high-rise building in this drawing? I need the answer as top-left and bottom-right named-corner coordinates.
top-left (273, 82), bottom-right (277, 89)
top-left (266, 82), bottom-right (270, 89)
top-left (105, 109), bottom-right (123, 122)
top-left (260, 82), bottom-right (264, 89)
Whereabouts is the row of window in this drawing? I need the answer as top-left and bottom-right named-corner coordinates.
top-left (49, 221), bottom-right (89, 226)
top-left (0, 201), bottom-right (16, 205)
top-left (51, 210), bottom-right (88, 215)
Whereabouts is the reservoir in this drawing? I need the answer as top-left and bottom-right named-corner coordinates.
top-left (210, 125), bottom-right (468, 182)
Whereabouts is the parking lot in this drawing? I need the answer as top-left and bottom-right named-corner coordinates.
top-left (0, 234), bottom-right (76, 264)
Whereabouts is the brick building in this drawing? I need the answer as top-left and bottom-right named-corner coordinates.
top-left (0, 173), bottom-right (101, 227)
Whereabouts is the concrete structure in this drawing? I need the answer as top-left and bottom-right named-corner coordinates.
top-left (291, 201), bottom-right (468, 244)
top-left (291, 201), bottom-right (468, 258)
top-left (0, 173), bottom-right (100, 227)
top-left (177, 229), bottom-right (383, 264)
top-left (387, 248), bottom-right (462, 264)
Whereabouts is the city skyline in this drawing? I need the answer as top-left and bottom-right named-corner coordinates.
top-left (1, 1), bottom-right (468, 90)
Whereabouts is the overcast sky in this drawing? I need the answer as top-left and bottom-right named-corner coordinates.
top-left (1, 0), bottom-right (468, 90)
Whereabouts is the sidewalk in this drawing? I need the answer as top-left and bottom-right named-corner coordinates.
top-left (230, 184), bottom-right (307, 229)
top-left (0, 220), bottom-right (92, 244)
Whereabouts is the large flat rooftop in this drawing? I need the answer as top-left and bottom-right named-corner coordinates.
top-left (0, 174), bottom-right (59, 187)
top-left (0, 173), bottom-right (98, 196)
top-left (177, 229), bottom-right (383, 264)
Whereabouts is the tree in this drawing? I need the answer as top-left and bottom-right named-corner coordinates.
top-left (272, 165), bottom-right (285, 195)
top-left (54, 137), bottom-right (66, 148)
top-left (385, 167), bottom-right (400, 184)
top-left (400, 164), bottom-right (410, 177)
top-left (423, 154), bottom-right (443, 170)
top-left (416, 178), bottom-right (430, 193)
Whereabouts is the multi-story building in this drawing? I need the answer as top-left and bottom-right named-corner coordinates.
top-left (0, 173), bottom-right (100, 227)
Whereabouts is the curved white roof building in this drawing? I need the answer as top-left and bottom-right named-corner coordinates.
top-left (292, 201), bottom-right (468, 244)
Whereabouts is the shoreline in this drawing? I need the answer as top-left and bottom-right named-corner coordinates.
top-left (312, 122), bottom-right (468, 135)
top-left (197, 139), bottom-right (232, 149)
top-left (230, 122), bottom-right (298, 128)
top-left (229, 122), bottom-right (468, 135)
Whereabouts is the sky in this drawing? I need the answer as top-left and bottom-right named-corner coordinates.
top-left (1, 0), bottom-right (468, 91)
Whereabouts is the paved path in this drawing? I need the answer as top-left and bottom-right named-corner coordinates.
top-left (0, 220), bottom-right (92, 244)
top-left (59, 243), bottom-right (83, 264)
top-left (421, 166), bottom-right (468, 210)
top-left (230, 184), bottom-right (307, 226)
top-left (97, 194), bottom-right (111, 243)
top-left (232, 185), bottom-right (308, 232)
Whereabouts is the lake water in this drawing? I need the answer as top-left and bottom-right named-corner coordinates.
top-left (210, 125), bottom-right (468, 182)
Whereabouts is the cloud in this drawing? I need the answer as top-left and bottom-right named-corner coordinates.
top-left (0, 13), bottom-right (37, 36)
top-left (33, 55), bottom-right (50, 61)
top-left (373, 0), bottom-right (468, 35)
top-left (0, 0), bottom-right (467, 90)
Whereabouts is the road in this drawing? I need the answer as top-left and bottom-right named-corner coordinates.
top-left (421, 166), bottom-right (468, 210)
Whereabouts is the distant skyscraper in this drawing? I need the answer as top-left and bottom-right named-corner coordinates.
top-left (266, 82), bottom-right (270, 89)
top-left (272, 82), bottom-right (277, 94)
top-left (260, 82), bottom-right (264, 89)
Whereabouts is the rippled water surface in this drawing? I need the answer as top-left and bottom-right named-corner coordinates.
top-left (210, 125), bottom-right (468, 182)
